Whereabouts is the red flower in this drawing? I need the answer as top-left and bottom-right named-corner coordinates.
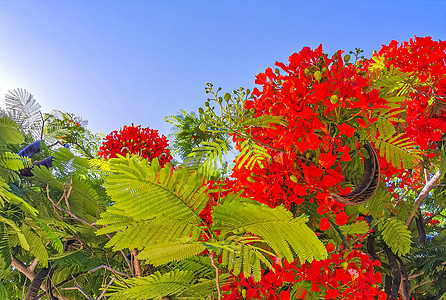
top-left (337, 123), bottom-right (355, 138)
top-left (98, 124), bottom-right (172, 166)
top-left (320, 217), bottom-right (331, 230)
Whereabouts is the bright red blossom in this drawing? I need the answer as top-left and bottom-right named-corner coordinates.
top-left (98, 124), bottom-right (173, 166)
top-left (223, 250), bottom-right (383, 300)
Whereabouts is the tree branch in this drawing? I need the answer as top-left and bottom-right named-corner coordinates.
top-left (209, 252), bottom-right (221, 300)
top-left (405, 170), bottom-right (441, 227)
top-left (11, 257), bottom-right (36, 282)
top-left (28, 258), bottom-right (40, 274)
top-left (131, 249), bottom-right (143, 277)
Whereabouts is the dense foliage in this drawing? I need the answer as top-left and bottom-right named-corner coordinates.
top-left (0, 36), bottom-right (445, 300)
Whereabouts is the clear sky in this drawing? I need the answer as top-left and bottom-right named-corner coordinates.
top-left (0, 0), bottom-right (445, 139)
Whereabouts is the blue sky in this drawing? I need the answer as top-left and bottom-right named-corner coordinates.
top-left (0, 0), bottom-right (445, 140)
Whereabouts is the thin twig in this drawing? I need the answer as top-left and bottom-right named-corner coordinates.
top-left (62, 287), bottom-right (92, 300)
top-left (97, 277), bottom-right (115, 300)
top-left (64, 174), bottom-right (73, 211)
top-left (47, 184), bottom-right (98, 229)
top-left (22, 278), bottom-right (27, 300)
top-left (88, 265), bottom-right (130, 278)
top-left (73, 141), bottom-right (95, 159)
top-left (209, 252), bottom-right (221, 300)
top-left (409, 279), bottom-right (434, 294)
top-left (46, 183), bottom-right (134, 276)
top-left (36, 265), bottom-right (130, 299)
top-left (412, 88), bottom-right (446, 100)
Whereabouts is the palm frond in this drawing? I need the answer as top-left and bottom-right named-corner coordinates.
top-left (4, 89), bottom-right (42, 139)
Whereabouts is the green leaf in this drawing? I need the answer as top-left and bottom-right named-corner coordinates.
top-left (213, 200), bottom-right (327, 263)
top-left (0, 117), bottom-right (23, 144)
top-left (379, 217), bottom-right (412, 256)
top-left (339, 220), bottom-right (370, 236)
top-left (0, 215), bottom-right (29, 250)
top-left (0, 224), bottom-right (12, 267)
top-left (107, 270), bottom-right (196, 299)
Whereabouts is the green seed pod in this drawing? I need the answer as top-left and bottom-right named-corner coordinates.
top-left (342, 262), bottom-right (348, 270)
top-left (305, 152), bottom-right (311, 159)
top-left (247, 176), bottom-right (256, 183)
top-left (314, 71), bottom-right (322, 82)
top-left (344, 54), bottom-right (351, 63)
top-left (199, 124), bottom-right (206, 131)
top-left (251, 172), bottom-right (257, 177)
top-left (321, 67), bottom-right (327, 73)
top-left (330, 95), bottom-right (339, 104)
top-left (198, 107), bottom-right (204, 114)
top-left (290, 175), bottom-right (298, 183)
top-left (304, 68), bottom-right (311, 75)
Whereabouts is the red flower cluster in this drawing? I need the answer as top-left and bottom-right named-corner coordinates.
top-left (230, 45), bottom-right (385, 229)
top-left (223, 248), bottom-right (385, 300)
top-left (376, 36), bottom-right (446, 149)
top-left (98, 124), bottom-right (172, 166)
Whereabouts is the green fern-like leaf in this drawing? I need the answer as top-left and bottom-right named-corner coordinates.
top-left (0, 117), bottom-right (24, 144)
top-left (0, 152), bottom-right (31, 171)
top-left (339, 220), bottom-right (369, 236)
top-left (101, 156), bottom-right (209, 223)
top-left (107, 270), bottom-right (196, 300)
top-left (99, 218), bottom-right (204, 253)
top-left (32, 217), bottom-right (64, 254)
top-left (0, 215), bottom-right (29, 250)
top-left (379, 217), bottom-right (412, 256)
top-left (213, 200), bottom-right (327, 263)
top-left (358, 182), bottom-right (392, 219)
top-left (137, 242), bottom-right (207, 266)
top-left (52, 147), bottom-right (90, 175)
top-left (240, 114), bottom-right (287, 128)
top-left (374, 133), bottom-right (421, 169)
top-left (185, 138), bottom-right (228, 177)
top-left (204, 237), bottom-right (271, 281)
top-left (172, 255), bottom-right (214, 277)
top-left (235, 139), bottom-right (271, 170)
top-left (0, 224), bottom-right (12, 267)
top-left (22, 224), bottom-right (49, 267)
